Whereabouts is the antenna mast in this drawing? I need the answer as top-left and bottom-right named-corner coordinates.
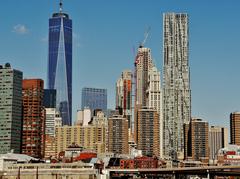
top-left (59, 0), bottom-right (63, 13)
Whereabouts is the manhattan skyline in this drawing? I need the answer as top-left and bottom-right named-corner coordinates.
top-left (1, 1), bottom-right (240, 128)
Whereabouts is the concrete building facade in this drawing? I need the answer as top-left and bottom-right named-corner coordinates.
top-left (108, 115), bottom-right (129, 154)
top-left (0, 63), bottom-right (23, 154)
top-left (135, 107), bottom-right (160, 157)
top-left (75, 108), bottom-right (91, 126)
top-left (209, 126), bottom-right (228, 162)
top-left (45, 108), bottom-right (62, 137)
top-left (134, 46), bottom-right (162, 157)
top-left (230, 112), bottom-right (240, 145)
top-left (56, 111), bottom-right (107, 156)
top-left (134, 47), bottom-right (153, 108)
top-left (184, 118), bottom-right (209, 162)
top-left (147, 66), bottom-right (162, 157)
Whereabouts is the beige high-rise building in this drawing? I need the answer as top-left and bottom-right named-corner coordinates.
top-left (55, 111), bottom-right (107, 156)
top-left (135, 47), bottom-right (153, 108)
top-left (147, 66), bottom-right (162, 157)
top-left (108, 115), bottom-right (129, 154)
top-left (230, 112), bottom-right (240, 145)
top-left (134, 46), bottom-right (162, 157)
top-left (136, 107), bottom-right (160, 157)
top-left (184, 118), bottom-right (209, 162)
top-left (209, 126), bottom-right (228, 162)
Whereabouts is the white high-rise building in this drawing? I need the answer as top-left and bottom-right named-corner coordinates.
top-left (147, 66), bottom-right (162, 157)
top-left (163, 13), bottom-right (191, 160)
top-left (45, 108), bottom-right (62, 137)
top-left (75, 107), bottom-right (91, 126)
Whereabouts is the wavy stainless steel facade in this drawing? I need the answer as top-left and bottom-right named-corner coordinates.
top-left (48, 12), bottom-right (72, 125)
top-left (163, 13), bottom-right (191, 160)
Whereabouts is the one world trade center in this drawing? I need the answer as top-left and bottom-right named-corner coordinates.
top-left (47, 1), bottom-right (72, 125)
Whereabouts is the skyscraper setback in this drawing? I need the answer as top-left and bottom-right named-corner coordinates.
top-left (163, 13), bottom-right (191, 160)
top-left (47, 2), bottom-right (72, 125)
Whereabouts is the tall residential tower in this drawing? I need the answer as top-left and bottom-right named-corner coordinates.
top-left (134, 46), bottom-right (161, 157)
top-left (163, 13), bottom-right (191, 160)
top-left (116, 70), bottom-right (132, 130)
top-left (0, 63), bottom-right (22, 154)
top-left (47, 2), bottom-right (72, 125)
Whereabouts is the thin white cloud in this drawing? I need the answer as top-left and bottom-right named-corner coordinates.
top-left (73, 32), bottom-right (82, 48)
top-left (40, 36), bottom-right (48, 42)
top-left (12, 24), bottom-right (29, 34)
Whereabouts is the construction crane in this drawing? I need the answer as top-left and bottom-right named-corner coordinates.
top-left (140, 26), bottom-right (151, 48)
top-left (129, 27), bottom-right (151, 139)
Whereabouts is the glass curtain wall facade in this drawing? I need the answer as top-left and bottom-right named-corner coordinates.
top-left (48, 11), bottom-right (72, 125)
top-left (81, 87), bottom-right (107, 114)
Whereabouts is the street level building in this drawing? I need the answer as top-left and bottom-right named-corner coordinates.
top-left (0, 63), bottom-right (22, 154)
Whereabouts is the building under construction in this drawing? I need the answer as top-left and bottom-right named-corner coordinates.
top-left (22, 79), bottom-right (45, 159)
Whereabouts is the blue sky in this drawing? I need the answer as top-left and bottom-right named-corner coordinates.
top-left (1, 0), bottom-right (240, 129)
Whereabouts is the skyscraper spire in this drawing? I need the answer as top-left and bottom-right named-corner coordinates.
top-left (59, 0), bottom-right (63, 13)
